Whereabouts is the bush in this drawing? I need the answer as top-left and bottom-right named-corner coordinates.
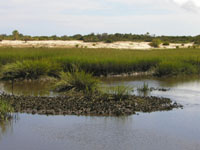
top-left (105, 39), bottom-right (114, 43)
top-left (54, 69), bottom-right (100, 94)
top-left (194, 40), bottom-right (200, 45)
top-left (149, 39), bottom-right (162, 48)
top-left (0, 99), bottom-right (13, 120)
top-left (163, 41), bottom-right (170, 46)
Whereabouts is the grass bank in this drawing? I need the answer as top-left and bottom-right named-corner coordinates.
top-left (0, 47), bottom-right (200, 79)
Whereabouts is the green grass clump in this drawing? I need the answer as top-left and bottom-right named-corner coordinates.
top-left (107, 85), bottom-right (133, 101)
top-left (0, 60), bottom-right (61, 80)
top-left (137, 82), bottom-right (150, 92)
top-left (54, 70), bottom-right (99, 94)
top-left (0, 99), bottom-right (13, 120)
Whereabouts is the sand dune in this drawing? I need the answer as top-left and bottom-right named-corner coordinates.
top-left (0, 40), bottom-right (194, 49)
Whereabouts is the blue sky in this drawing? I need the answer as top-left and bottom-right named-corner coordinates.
top-left (0, 0), bottom-right (200, 36)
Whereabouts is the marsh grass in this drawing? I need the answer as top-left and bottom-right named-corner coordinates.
top-left (0, 99), bottom-right (13, 120)
top-left (0, 60), bottom-right (61, 80)
top-left (0, 48), bottom-right (200, 78)
top-left (106, 85), bottom-right (133, 101)
top-left (154, 61), bottom-right (198, 77)
top-left (54, 69), bottom-right (100, 94)
top-left (137, 82), bottom-right (152, 97)
top-left (137, 82), bottom-right (150, 92)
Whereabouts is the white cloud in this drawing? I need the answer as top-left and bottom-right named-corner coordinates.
top-left (173, 0), bottom-right (200, 6)
top-left (173, 0), bottom-right (200, 12)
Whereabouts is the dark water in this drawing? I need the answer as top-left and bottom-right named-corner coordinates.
top-left (0, 76), bottom-right (200, 150)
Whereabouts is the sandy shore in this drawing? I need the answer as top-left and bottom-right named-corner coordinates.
top-left (0, 40), bottom-right (194, 49)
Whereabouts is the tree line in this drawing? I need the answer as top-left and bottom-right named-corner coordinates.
top-left (0, 30), bottom-right (200, 44)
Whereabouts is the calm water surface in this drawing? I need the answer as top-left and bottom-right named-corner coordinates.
top-left (0, 76), bottom-right (200, 150)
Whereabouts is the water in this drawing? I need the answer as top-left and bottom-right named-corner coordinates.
top-left (0, 80), bottom-right (56, 96)
top-left (0, 76), bottom-right (200, 150)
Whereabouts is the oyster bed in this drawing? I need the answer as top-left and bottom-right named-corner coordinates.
top-left (1, 93), bottom-right (182, 116)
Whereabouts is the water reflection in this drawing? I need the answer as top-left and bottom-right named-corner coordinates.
top-left (102, 75), bottom-right (200, 87)
top-left (0, 75), bottom-right (199, 97)
top-left (0, 113), bottom-right (200, 150)
top-left (0, 81), bottom-right (55, 96)
top-left (0, 115), bottom-right (19, 140)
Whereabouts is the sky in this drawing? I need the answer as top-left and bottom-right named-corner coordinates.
top-left (0, 0), bottom-right (200, 36)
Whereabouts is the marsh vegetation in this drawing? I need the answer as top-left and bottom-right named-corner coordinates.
top-left (54, 69), bottom-right (99, 94)
top-left (0, 99), bottom-right (13, 120)
top-left (0, 48), bottom-right (200, 79)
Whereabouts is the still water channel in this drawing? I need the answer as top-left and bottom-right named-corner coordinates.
top-left (0, 76), bottom-right (200, 150)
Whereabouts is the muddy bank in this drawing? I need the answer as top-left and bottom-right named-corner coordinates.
top-left (0, 93), bottom-right (182, 116)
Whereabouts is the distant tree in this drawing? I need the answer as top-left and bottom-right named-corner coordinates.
top-left (51, 35), bottom-right (58, 40)
top-left (22, 36), bottom-right (32, 42)
top-left (72, 34), bottom-right (82, 40)
top-left (61, 35), bottom-right (69, 41)
top-left (12, 30), bottom-right (20, 40)
top-left (145, 32), bottom-right (150, 36)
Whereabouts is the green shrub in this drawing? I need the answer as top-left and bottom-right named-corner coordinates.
top-left (194, 40), bottom-right (200, 45)
top-left (105, 39), bottom-right (113, 43)
top-left (149, 39), bottom-right (162, 48)
top-left (163, 41), bottom-right (170, 46)
top-left (0, 99), bottom-right (13, 120)
top-left (54, 70), bottom-right (100, 94)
